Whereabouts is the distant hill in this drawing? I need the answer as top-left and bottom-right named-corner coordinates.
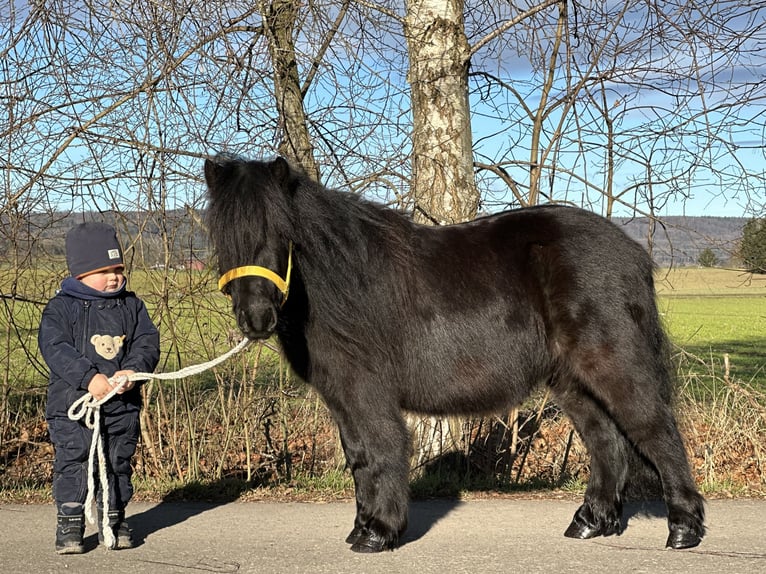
top-left (9, 210), bottom-right (209, 269)
top-left (4, 211), bottom-right (751, 269)
top-left (613, 216), bottom-right (747, 267)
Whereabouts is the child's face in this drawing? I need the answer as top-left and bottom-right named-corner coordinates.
top-left (80, 266), bottom-right (125, 292)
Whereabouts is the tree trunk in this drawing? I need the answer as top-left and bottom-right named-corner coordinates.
top-left (404, 0), bottom-right (478, 224)
top-left (404, 0), bottom-right (480, 467)
top-left (261, 0), bottom-right (320, 181)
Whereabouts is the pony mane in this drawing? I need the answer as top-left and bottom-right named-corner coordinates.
top-left (205, 157), bottom-right (296, 274)
top-left (288, 165), bottom-right (418, 350)
top-left (206, 156), bottom-right (417, 350)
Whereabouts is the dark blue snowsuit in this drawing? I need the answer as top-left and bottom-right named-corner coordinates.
top-left (39, 277), bottom-right (159, 511)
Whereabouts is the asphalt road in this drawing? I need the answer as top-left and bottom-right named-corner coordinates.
top-left (1, 498), bottom-right (764, 573)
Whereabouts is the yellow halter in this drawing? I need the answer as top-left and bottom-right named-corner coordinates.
top-left (218, 243), bottom-right (293, 307)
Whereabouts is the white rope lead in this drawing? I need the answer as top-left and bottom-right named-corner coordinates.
top-left (66, 337), bottom-right (252, 548)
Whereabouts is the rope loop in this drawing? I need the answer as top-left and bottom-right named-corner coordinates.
top-left (66, 337), bottom-right (252, 548)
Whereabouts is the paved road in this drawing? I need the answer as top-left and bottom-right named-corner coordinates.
top-left (1, 499), bottom-right (764, 573)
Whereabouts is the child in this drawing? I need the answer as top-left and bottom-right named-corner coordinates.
top-left (38, 222), bottom-right (160, 554)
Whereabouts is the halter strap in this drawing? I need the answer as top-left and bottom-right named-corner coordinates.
top-left (218, 242), bottom-right (293, 306)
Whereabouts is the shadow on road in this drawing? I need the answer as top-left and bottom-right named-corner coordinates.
top-left (127, 501), bottom-right (222, 548)
top-left (125, 479), bottom-right (250, 548)
top-left (118, 480), bottom-right (465, 550)
top-left (401, 499), bottom-right (464, 547)
top-left (108, 466), bottom-right (669, 552)
top-left (621, 500), bottom-right (668, 532)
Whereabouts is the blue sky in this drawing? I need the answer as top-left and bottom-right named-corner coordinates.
top-left (461, 1), bottom-right (766, 219)
top-left (5, 1), bottom-right (764, 221)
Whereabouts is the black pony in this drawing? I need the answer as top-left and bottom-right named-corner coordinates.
top-left (204, 155), bottom-right (705, 553)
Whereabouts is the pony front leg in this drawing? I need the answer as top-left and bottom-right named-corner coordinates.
top-left (335, 407), bottom-right (411, 553)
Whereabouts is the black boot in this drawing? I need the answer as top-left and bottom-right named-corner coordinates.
top-left (111, 509), bottom-right (135, 549)
top-left (98, 508), bottom-right (134, 549)
top-left (55, 503), bottom-right (85, 555)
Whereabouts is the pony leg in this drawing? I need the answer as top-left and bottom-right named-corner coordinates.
top-left (332, 403), bottom-right (411, 553)
top-left (552, 381), bottom-right (631, 540)
top-left (565, 364), bottom-right (705, 548)
top-left (613, 400), bottom-right (705, 549)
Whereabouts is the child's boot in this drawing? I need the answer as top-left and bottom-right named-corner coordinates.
top-left (111, 509), bottom-right (134, 549)
top-left (55, 503), bottom-right (85, 554)
top-left (98, 508), bottom-right (134, 549)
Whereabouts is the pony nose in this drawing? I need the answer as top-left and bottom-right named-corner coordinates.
top-left (237, 303), bottom-right (277, 339)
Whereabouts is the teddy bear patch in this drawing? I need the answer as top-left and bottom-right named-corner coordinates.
top-left (90, 334), bottom-right (125, 360)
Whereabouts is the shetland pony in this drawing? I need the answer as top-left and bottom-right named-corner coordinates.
top-left (204, 155), bottom-right (704, 553)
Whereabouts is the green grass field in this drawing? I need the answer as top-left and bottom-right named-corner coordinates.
top-left (1, 265), bottom-right (764, 498)
top-left (656, 268), bottom-right (766, 389)
top-left (2, 265), bottom-right (764, 390)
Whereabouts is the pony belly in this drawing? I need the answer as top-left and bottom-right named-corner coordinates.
top-left (400, 369), bottom-right (540, 416)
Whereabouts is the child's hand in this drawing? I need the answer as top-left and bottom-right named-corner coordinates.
top-left (112, 370), bottom-right (136, 394)
top-left (87, 373), bottom-right (113, 401)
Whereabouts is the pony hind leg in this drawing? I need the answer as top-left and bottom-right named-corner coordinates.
top-left (551, 380), bottom-right (632, 540)
top-left (559, 353), bottom-right (705, 549)
top-left (623, 403), bottom-right (705, 549)
top-left (616, 402), bottom-right (704, 548)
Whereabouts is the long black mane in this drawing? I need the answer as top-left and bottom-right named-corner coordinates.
top-left (207, 157), bottom-right (417, 350)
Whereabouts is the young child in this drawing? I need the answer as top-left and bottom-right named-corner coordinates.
top-left (38, 222), bottom-right (160, 554)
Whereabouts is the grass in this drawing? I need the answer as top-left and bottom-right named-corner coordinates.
top-left (129, 469), bottom-right (355, 503)
top-left (655, 267), bottom-right (766, 296)
top-left (656, 267), bottom-right (766, 390)
top-left (1, 265), bottom-right (764, 502)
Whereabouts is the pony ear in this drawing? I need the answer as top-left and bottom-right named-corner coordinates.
top-left (270, 157), bottom-right (292, 187)
top-left (204, 158), bottom-right (221, 191)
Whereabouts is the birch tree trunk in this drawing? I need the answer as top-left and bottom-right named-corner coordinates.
top-left (403, 0), bottom-right (480, 468)
top-left (404, 0), bottom-right (479, 224)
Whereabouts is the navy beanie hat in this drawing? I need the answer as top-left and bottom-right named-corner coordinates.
top-left (66, 222), bottom-right (125, 278)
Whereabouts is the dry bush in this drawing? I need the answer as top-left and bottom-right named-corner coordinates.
top-left (2, 341), bottom-right (764, 501)
top-left (678, 377), bottom-right (766, 495)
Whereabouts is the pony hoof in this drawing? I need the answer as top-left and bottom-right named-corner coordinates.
top-left (563, 505), bottom-right (620, 540)
top-left (666, 525), bottom-right (702, 549)
top-left (349, 530), bottom-right (390, 553)
top-left (564, 517), bottom-right (602, 540)
top-left (345, 527), bottom-right (363, 545)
